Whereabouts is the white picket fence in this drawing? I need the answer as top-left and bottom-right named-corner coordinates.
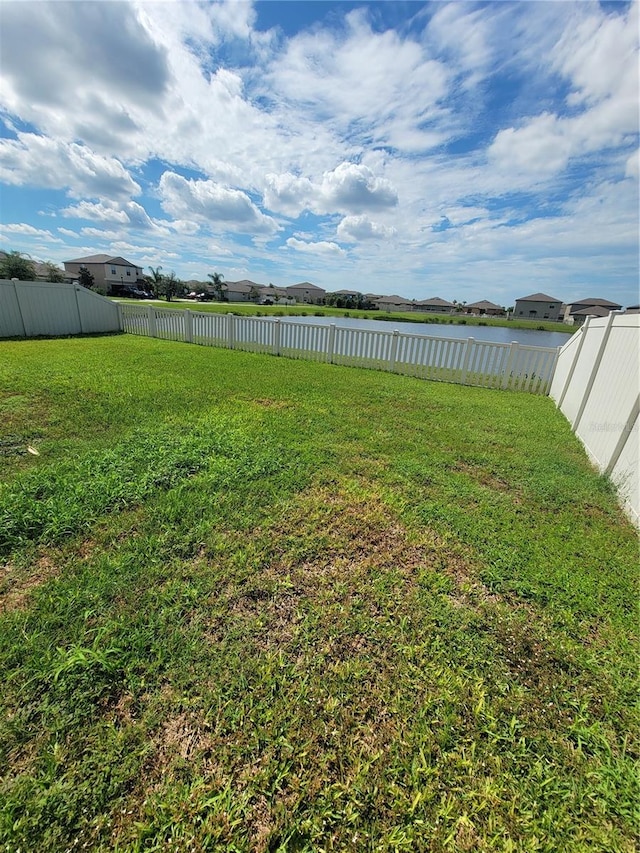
top-left (120, 304), bottom-right (559, 394)
top-left (550, 312), bottom-right (639, 527)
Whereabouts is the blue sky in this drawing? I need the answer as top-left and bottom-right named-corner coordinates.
top-left (0, 0), bottom-right (638, 307)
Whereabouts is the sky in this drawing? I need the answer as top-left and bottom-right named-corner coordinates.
top-left (0, 0), bottom-right (638, 308)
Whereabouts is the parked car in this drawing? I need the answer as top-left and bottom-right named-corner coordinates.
top-left (117, 286), bottom-right (151, 299)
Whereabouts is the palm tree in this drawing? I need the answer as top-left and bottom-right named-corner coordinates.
top-left (148, 266), bottom-right (163, 297)
top-left (207, 272), bottom-right (226, 302)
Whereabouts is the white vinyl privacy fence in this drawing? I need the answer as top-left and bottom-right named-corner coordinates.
top-left (0, 279), bottom-right (120, 337)
top-left (551, 312), bottom-right (639, 527)
top-left (120, 303), bottom-right (559, 394)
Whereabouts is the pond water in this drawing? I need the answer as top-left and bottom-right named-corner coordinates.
top-left (279, 314), bottom-right (571, 349)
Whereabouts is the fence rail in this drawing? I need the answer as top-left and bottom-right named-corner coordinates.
top-left (120, 304), bottom-right (559, 394)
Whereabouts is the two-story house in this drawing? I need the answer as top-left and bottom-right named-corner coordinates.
top-left (514, 292), bottom-right (563, 321)
top-left (64, 254), bottom-right (145, 295)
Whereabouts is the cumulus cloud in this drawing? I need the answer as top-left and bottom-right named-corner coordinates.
top-left (0, 1), bottom-right (170, 148)
top-left (264, 163), bottom-right (398, 217)
top-left (336, 215), bottom-right (396, 242)
top-left (0, 134), bottom-right (140, 199)
top-left (0, 223), bottom-right (61, 241)
top-left (286, 237), bottom-right (346, 257)
top-left (159, 171), bottom-right (279, 234)
top-left (61, 201), bottom-right (130, 223)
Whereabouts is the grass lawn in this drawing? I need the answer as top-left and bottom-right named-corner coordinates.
top-left (115, 298), bottom-right (573, 335)
top-left (0, 335), bottom-right (637, 852)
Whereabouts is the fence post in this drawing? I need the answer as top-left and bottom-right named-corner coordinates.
top-left (273, 318), bottom-right (281, 356)
top-left (572, 311), bottom-right (621, 434)
top-left (73, 285), bottom-right (85, 334)
top-left (227, 313), bottom-right (236, 349)
top-left (116, 301), bottom-right (123, 332)
top-left (11, 279), bottom-right (27, 337)
top-left (184, 309), bottom-right (193, 343)
top-left (461, 337), bottom-right (474, 385)
top-left (147, 305), bottom-right (157, 338)
top-left (501, 341), bottom-right (519, 390)
top-left (327, 323), bottom-right (336, 363)
top-left (604, 394), bottom-right (640, 476)
top-left (556, 316), bottom-right (591, 408)
top-left (388, 330), bottom-right (399, 372)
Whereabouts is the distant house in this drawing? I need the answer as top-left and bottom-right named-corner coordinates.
top-left (413, 297), bottom-right (455, 314)
top-left (464, 300), bottom-right (504, 316)
top-left (259, 286), bottom-right (294, 305)
top-left (223, 280), bottom-right (263, 303)
top-left (64, 254), bottom-right (145, 295)
top-left (374, 295), bottom-right (414, 311)
top-left (562, 297), bottom-right (623, 324)
top-left (285, 282), bottom-right (326, 304)
top-left (514, 292), bottom-right (563, 321)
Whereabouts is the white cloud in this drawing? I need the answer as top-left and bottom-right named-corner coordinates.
top-left (0, 133), bottom-right (140, 199)
top-left (286, 237), bottom-right (346, 257)
top-left (336, 215), bottom-right (396, 242)
top-left (61, 201), bottom-right (130, 223)
top-left (0, 223), bottom-right (62, 242)
top-left (159, 171), bottom-right (279, 234)
top-left (81, 227), bottom-right (122, 240)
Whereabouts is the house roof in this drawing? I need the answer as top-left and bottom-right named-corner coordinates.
top-left (569, 297), bottom-right (622, 309)
top-left (415, 297), bottom-right (455, 307)
top-left (286, 281), bottom-right (325, 291)
top-left (226, 279), bottom-right (263, 289)
top-left (466, 300), bottom-right (503, 310)
top-left (377, 294), bottom-right (413, 304)
top-left (330, 289), bottom-right (361, 296)
top-left (571, 306), bottom-right (612, 317)
top-left (515, 292), bottom-right (562, 303)
top-left (65, 254), bottom-right (139, 267)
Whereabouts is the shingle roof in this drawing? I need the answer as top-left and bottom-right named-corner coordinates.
top-left (287, 282), bottom-right (325, 290)
top-left (569, 297), bottom-right (622, 309)
top-left (65, 254), bottom-right (138, 267)
top-left (466, 300), bottom-right (503, 310)
top-left (516, 292), bottom-right (562, 302)
top-left (415, 297), bottom-right (455, 307)
top-left (571, 306), bottom-right (612, 317)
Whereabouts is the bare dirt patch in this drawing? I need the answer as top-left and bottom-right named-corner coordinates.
top-left (0, 554), bottom-right (59, 613)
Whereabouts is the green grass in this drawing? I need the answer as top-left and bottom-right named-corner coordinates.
top-left (115, 298), bottom-right (573, 334)
top-left (0, 335), bottom-right (637, 852)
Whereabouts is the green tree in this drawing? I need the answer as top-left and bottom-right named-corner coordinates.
top-left (248, 285), bottom-right (261, 302)
top-left (78, 266), bottom-right (95, 290)
top-left (158, 271), bottom-right (183, 301)
top-left (44, 262), bottom-right (65, 283)
top-left (148, 266), bottom-right (163, 297)
top-left (207, 271), bottom-right (226, 302)
top-left (0, 250), bottom-right (37, 280)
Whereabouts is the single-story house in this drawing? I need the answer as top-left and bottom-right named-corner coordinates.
top-left (222, 280), bottom-right (263, 302)
top-left (64, 254), bottom-right (146, 295)
top-left (374, 295), bottom-right (414, 312)
top-left (285, 282), bottom-right (326, 304)
top-left (514, 292), bottom-right (563, 321)
top-left (258, 286), bottom-right (293, 305)
top-left (413, 297), bottom-right (455, 314)
top-left (464, 300), bottom-right (504, 316)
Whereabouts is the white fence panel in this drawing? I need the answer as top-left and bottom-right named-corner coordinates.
top-left (0, 281), bottom-right (25, 337)
top-left (120, 304), bottom-right (151, 336)
top-left (551, 312), bottom-right (639, 527)
top-left (116, 306), bottom-right (558, 396)
top-left (1, 280), bottom-right (119, 337)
